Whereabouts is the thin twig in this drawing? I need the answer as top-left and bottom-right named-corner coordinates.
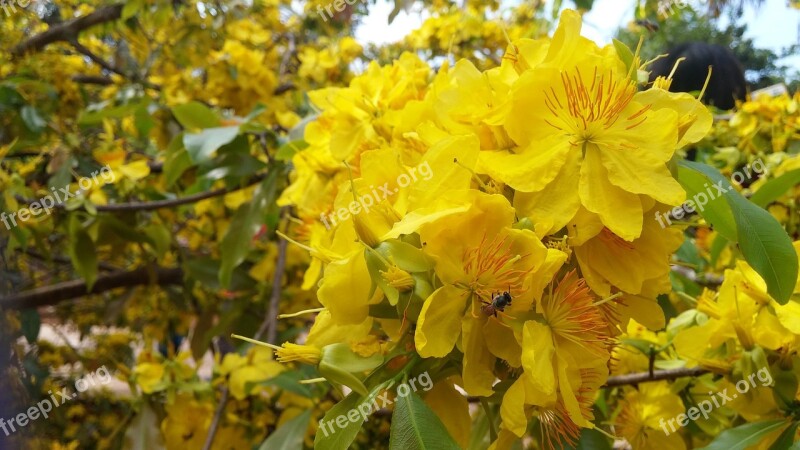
top-left (204, 208), bottom-right (289, 449)
top-left (603, 366), bottom-right (709, 388)
top-left (17, 173), bottom-right (267, 213)
top-left (201, 387), bottom-right (229, 450)
top-left (254, 207), bottom-right (290, 344)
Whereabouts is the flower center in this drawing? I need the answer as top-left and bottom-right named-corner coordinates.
top-left (461, 232), bottom-right (530, 299)
top-left (543, 66), bottom-right (649, 143)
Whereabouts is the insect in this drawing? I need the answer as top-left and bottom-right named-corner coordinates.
top-left (635, 19), bottom-right (660, 32)
top-left (481, 290), bottom-right (513, 318)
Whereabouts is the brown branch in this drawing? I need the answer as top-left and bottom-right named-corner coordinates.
top-left (201, 387), bottom-right (229, 450)
top-left (273, 82), bottom-right (296, 96)
top-left (17, 173), bottom-right (267, 213)
top-left (0, 266), bottom-right (183, 310)
top-left (70, 40), bottom-right (127, 77)
top-left (12, 4), bottom-right (124, 57)
top-left (72, 74), bottom-right (114, 85)
top-left (603, 367), bottom-right (709, 388)
top-left (254, 207), bottom-right (289, 344)
top-left (70, 40), bottom-right (161, 90)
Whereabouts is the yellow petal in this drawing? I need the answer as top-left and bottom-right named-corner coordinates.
top-left (579, 146), bottom-right (643, 241)
top-left (415, 285), bottom-right (469, 358)
top-left (521, 321), bottom-right (555, 395)
top-left (460, 315), bottom-right (496, 396)
top-left (477, 137), bottom-right (572, 192)
top-left (500, 378), bottom-right (529, 437)
top-left (513, 146), bottom-right (581, 235)
top-left (119, 160), bottom-right (151, 181)
top-left (423, 377), bottom-right (472, 448)
top-left (317, 253), bottom-right (372, 325)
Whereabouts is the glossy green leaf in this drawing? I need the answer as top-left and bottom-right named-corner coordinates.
top-left (219, 173), bottom-right (277, 288)
top-left (21, 105), bottom-right (46, 133)
top-left (566, 428), bottom-right (612, 450)
top-left (613, 39), bottom-right (635, 75)
top-left (699, 419), bottom-right (788, 450)
top-left (183, 126), bottom-right (239, 163)
top-left (768, 421), bottom-right (798, 450)
top-left (172, 101), bottom-right (220, 130)
top-left (676, 162), bottom-right (737, 241)
top-left (750, 169), bottom-right (800, 207)
top-left (314, 390), bottom-right (376, 450)
top-left (389, 390), bottom-right (460, 450)
top-left (163, 134), bottom-right (193, 187)
top-left (21, 310), bottom-right (40, 343)
top-left (258, 409), bottom-right (311, 450)
top-left (729, 192), bottom-right (798, 304)
top-left (68, 216), bottom-right (98, 291)
top-left (679, 161), bottom-right (798, 304)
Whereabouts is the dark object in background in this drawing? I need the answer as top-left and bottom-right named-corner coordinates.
top-left (649, 42), bottom-right (747, 110)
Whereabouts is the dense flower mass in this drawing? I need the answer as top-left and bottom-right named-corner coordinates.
top-left (4, 1), bottom-right (800, 449)
top-left (273, 9), bottom-right (724, 448)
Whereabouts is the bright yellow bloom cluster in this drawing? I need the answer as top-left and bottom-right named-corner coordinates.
top-left (277, 9), bottom-right (711, 447)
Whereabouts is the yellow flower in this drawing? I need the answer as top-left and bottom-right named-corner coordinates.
top-left (616, 382), bottom-right (686, 450)
top-left (482, 10), bottom-right (701, 241)
top-left (411, 190), bottom-right (556, 395)
top-left (219, 346), bottom-right (285, 400)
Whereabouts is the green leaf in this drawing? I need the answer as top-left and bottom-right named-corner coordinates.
top-left (163, 134), bottom-right (193, 187)
top-left (78, 100), bottom-right (149, 125)
top-left (183, 126), bottom-right (240, 163)
top-left (389, 390), bottom-right (460, 450)
top-left (768, 421), bottom-right (798, 450)
top-left (68, 216), bottom-right (98, 291)
top-left (172, 102), bottom-right (220, 130)
top-left (314, 391), bottom-right (369, 450)
top-left (21, 105), bottom-right (46, 133)
top-left (565, 428), bottom-right (612, 450)
top-left (729, 192), bottom-right (798, 304)
top-left (321, 343), bottom-right (384, 373)
top-left (750, 169), bottom-right (800, 207)
top-left (613, 39), bottom-right (635, 75)
top-left (121, 0), bottom-right (144, 20)
top-left (219, 173), bottom-right (277, 288)
top-left (142, 224), bottom-right (171, 258)
top-left (123, 403), bottom-right (166, 450)
top-left (678, 161), bottom-right (798, 304)
top-left (275, 139), bottom-right (308, 162)
top-left (259, 409), bottom-right (311, 450)
top-left (20, 310), bottom-right (40, 343)
top-left (676, 161), bottom-right (737, 241)
top-left (258, 372), bottom-right (313, 398)
top-left (699, 419), bottom-right (788, 450)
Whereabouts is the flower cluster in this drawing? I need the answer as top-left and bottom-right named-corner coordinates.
top-left (274, 9), bottom-right (712, 447)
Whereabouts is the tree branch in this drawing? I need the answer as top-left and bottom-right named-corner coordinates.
top-left (603, 367), bottom-right (709, 387)
top-left (17, 173), bottom-right (267, 213)
top-left (72, 74), bottom-right (115, 85)
top-left (254, 207), bottom-right (289, 344)
top-left (12, 4), bottom-right (124, 57)
top-left (0, 266), bottom-right (183, 310)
